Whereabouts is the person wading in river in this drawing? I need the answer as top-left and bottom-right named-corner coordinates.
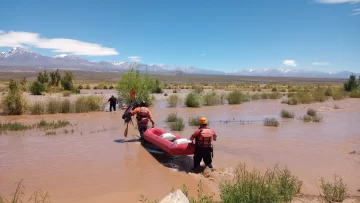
top-left (129, 100), bottom-right (155, 142)
top-left (107, 95), bottom-right (119, 112)
top-left (190, 117), bottom-right (217, 172)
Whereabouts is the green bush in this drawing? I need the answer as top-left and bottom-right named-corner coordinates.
top-left (227, 90), bottom-right (249, 104)
top-left (30, 81), bottom-right (46, 95)
top-left (349, 89), bottom-right (360, 98)
top-left (1, 80), bottom-right (28, 115)
top-left (169, 117), bottom-right (185, 131)
top-left (280, 109), bottom-right (295, 118)
top-left (116, 67), bottom-right (156, 106)
top-left (307, 108), bottom-right (316, 116)
top-left (167, 94), bottom-right (181, 107)
top-left (188, 116), bottom-right (201, 126)
top-left (264, 118), bottom-right (280, 127)
top-left (166, 112), bottom-right (179, 122)
top-left (202, 91), bottom-right (223, 106)
top-left (61, 71), bottom-right (74, 91)
top-left (185, 92), bottom-right (202, 107)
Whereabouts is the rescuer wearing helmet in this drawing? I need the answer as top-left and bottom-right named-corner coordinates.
top-left (129, 100), bottom-right (155, 141)
top-left (190, 117), bottom-right (217, 172)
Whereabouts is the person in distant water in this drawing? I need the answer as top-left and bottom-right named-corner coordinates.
top-left (190, 117), bottom-right (217, 172)
top-left (129, 100), bottom-right (155, 142)
top-left (107, 95), bottom-right (118, 112)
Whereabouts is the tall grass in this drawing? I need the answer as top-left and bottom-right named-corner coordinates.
top-left (74, 96), bottom-right (103, 113)
top-left (319, 175), bottom-right (349, 203)
top-left (0, 122), bottom-right (34, 133)
top-left (260, 92), bottom-right (282, 99)
top-left (165, 112), bottom-right (185, 131)
top-left (29, 101), bottom-right (46, 115)
top-left (188, 116), bottom-right (201, 126)
top-left (349, 89), bottom-right (360, 98)
top-left (301, 108), bottom-right (323, 123)
top-left (166, 112), bottom-right (178, 122)
top-left (219, 163), bottom-right (302, 203)
top-left (167, 94), bottom-right (181, 107)
top-left (37, 119), bottom-right (70, 129)
top-left (0, 179), bottom-right (50, 203)
top-left (47, 99), bottom-right (62, 114)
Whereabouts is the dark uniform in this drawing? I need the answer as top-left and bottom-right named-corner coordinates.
top-left (108, 95), bottom-right (118, 112)
top-left (190, 117), bottom-right (217, 172)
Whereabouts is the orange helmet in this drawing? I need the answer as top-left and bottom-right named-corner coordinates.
top-left (199, 117), bottom-right (208, 125)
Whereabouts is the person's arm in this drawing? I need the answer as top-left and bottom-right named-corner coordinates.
top-left (129, 107), bottom-right (139, 116)
top-left (212, 130), bottom-right (217, 141)
top-left (148, 110), bottom-right (155, 127)
top-left (190, 129), bottom-right (200, 141)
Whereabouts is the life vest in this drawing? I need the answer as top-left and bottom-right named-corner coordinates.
top-left (195, 128), bottom-right (215, 148)
top-left (136, 107), bottom-right (149, 124)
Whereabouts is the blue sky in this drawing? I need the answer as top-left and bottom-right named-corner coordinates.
top-left (0, 0), bottom-right (359, 72)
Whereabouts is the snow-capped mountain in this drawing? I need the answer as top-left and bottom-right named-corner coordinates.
top-left (0, 47), bottom-right (358, 78)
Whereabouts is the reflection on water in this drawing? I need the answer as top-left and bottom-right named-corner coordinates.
top-left (1, 98), bottom-right (360, 202)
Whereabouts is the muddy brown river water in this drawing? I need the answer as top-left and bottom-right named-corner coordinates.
top-left (1, 98), bottom-right (360, 202)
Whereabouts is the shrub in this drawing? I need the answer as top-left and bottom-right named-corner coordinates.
top-left (227, 90), bottom-right (249, 104)
top-left (1, 80), bottom-right (28, 115)
top-left (332, 91), bottom-right (347, 100)
top-left (77, 85), bottom-right (83, 89)
top-left (47, 99), bottom-right (62, 114)
top-left (30, 81), bottom-right (46, 95)
top-left (168, 117), bottom-right (185, 131)
top-left (185, 92), bottom-right (202, 107)
top-left (116, 67), bottom-right (156, 106)
top-left (62, 90), bottom-right (71, 97)
top-left (29, 101), bottom-right (46, 115)
top-left (59, 99), bottom-right (72, 113)
top-left (74, 96), bottom-right (103, 113)
top-left (188, 116), bottom-right (202, 126)
top-left (307, 108), bottom-right (316, 116)
top-left (349, 89), bottom-right (360, 98)
top-left (167, 95), bottom-right (181, 107)
top-left (343, 73), bottom-right (358, 92)
top-left (272, 87), bottom-right (278, 92)
top-left (61, 71), bottom-right (75, 91)
top-left (0, 122), bottom-right (34, 133)
top-left (166, 112), bottom-right (178, 122)
top-left (280, 109), bottom-right (295, 118)
top-left (264, 118), bottom-right (280, 127)
top-left (319, 175), bottom-right (348, 203)
top-left (219, 163), bottom-right (302, 203)
top-left (202, 91), bottom-right (223, 106)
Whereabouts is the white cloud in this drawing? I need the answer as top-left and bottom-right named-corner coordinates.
top-left (200, 54), bottom-right (206, 56)
top-left (282, 60), bottom-right (297, 67)
top-left (128, 56), bottom-right (141, 62)
top-left (315, 0), bottom-right (360, 3)
top-left (352, 8), bottom-right (360, 15)
top-left (0, 30), bottom-right (118, 56)
top-left (312, 62), bottom-right (330, 65)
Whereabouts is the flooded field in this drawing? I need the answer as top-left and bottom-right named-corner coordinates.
top-left (1, 90), bottom-right (360, 202)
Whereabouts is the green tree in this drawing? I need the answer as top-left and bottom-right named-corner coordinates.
top-left (116, 66), bottom-right (156, 106)
top-left (61, 71), bottom-right (74, 91)
top-left (49, 69), bottom-right (62, 87)
top-left (30, 81), bottom-right (46, 95)
top-left (37, 70), bottom-right (49, 84)
top-left (344, 74), bottom-right (359, 92)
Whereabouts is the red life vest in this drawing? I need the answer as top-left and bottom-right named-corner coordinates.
top-left (136, 107), bottom-right (150, 124)
top-left (195, 128), bottom-right (215, 148)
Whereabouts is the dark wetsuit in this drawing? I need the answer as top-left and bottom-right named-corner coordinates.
top-left (108, 97), bottom-right (118, 112)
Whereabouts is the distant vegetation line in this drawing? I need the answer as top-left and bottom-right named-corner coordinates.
top-left (0, 68), bottom-right (349, 84)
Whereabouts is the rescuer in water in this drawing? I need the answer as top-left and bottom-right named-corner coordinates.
top-left (129, 100), bottom-right (155, 142)
top-left (107, 95), bottom-right (119, 112)
top-left (190, 117), bottom-right (217, 172)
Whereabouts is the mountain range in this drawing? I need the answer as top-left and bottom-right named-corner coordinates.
top-left (0, 47), bottom-right (358, 78)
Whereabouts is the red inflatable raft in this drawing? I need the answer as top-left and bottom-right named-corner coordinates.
top-left (144, 128), bottom-right (195, 156)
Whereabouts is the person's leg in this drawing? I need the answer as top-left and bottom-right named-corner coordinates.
top-left (111, 103), bottom-right (116, 111)
top-left (193, 147), bottom-right (203, 172)
top-left (203, 147), bottom-right (213, 170)
top-left (138, 123), bottom-right (148, 141)
top-left (109, 103), bottom-right (113, 112)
